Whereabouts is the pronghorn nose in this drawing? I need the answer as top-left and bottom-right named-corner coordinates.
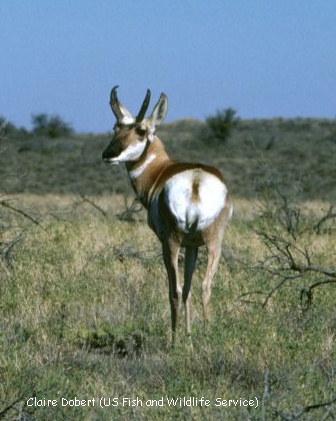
top-left (102, 148), bottom-right (110, 162)
top-left (102, 140), bottom-right (122, 162)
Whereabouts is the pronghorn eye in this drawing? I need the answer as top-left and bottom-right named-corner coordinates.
top-left (136, 127), bottom-right (147, 138)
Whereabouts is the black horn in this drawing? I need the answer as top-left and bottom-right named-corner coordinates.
top-left (109, 86), bottom-right (124, 121)
top-left (135, 89), bottom-right (151, 123)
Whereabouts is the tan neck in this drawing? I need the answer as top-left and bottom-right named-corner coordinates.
top-left (125, 137), bottom-right (172, 208)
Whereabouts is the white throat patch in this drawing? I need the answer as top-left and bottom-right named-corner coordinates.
top-left (129, 153), bottom-right (156, 180)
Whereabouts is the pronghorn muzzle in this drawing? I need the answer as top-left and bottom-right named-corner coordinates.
top-left (102, 138), bottom-right (123, 163)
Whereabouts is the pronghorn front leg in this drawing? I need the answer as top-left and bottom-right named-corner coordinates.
top-left (162, 239), bottom-right (182, 346)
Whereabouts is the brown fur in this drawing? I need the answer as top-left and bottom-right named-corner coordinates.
top-left (103, 90), bottom-right (232, 347)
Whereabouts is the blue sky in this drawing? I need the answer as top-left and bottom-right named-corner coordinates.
top-left (1, 1), bottom-right (335, 133)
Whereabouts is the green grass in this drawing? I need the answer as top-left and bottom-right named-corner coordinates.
top-left (1, 195), bottom-right (335, 420)
top-left (1, 118), bottom-right (336, 420)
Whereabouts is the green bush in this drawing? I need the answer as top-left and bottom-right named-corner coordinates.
top-left (32, 113), bottom-right (74, 138)
top-left (0, 116), bottom-right (28, 138)
top-left (205, 108), bottom-right (239, 142)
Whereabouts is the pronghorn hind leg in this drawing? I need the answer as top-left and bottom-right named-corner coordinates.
top-left (162, 239), bottom-right (182, 347)
top-left (201, 207), bottom-right (229, 331)
top-left (202, 221), bottom-right (224, 331)
top-left (183, 246), bottom-right (198, 337)
top-left (202, 244), bottom-right (221, 330)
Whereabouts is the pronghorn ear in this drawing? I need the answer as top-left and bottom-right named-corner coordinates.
top-left (147, 93), bottom-right (168, 141)
top-left (118, 104), bottom-right (134, 123)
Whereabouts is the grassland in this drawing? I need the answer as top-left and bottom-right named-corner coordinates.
top-left (1, 118), bottom-right (336, 420)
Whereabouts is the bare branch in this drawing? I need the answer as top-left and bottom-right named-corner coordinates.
top-left (0, 396), bottom-right (23, 417)
top-left (293, 396), bottom-right (336, 419)
top-left (1, 200), bottom-right (46, 231)
top-left (116, 197), bottom-right (143, 222)
top-left (2, 235), bottom-right (22, 269)
top-left (301, 278), bottom-right (336, 311)
top-left (78, 194), bottom-right (108, 218)
top-left (313, 204), bottom-right (336, 234)
top-left (262, 276), bottom-right (290, 308)
top-left (252, 194), bottom-right (336, 310)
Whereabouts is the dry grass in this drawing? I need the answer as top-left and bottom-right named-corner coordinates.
top-left (1, 119), bottom-right (336, 420)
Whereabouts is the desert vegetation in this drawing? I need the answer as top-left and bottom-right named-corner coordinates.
top-left (0, 115), bottom-right (335, 420)
top-left (204, 107), bottom-right (239, 143)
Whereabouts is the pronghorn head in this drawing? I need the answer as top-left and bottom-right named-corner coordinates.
top-left (102, 86), bottom-right (168, 164)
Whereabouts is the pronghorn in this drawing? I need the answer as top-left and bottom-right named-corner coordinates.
top-left (102, 86), bottom-right (233, 346)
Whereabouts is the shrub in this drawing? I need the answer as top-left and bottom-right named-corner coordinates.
top-left (31, 113), bottom-right (74, 138)
top-left (0, 116), bottom-right (18, 137)
top-left (205, 108), bottom-right (239, 142)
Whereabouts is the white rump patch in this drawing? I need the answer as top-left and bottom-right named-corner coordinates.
top-left (164, 170), bottom-right (227, 232)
